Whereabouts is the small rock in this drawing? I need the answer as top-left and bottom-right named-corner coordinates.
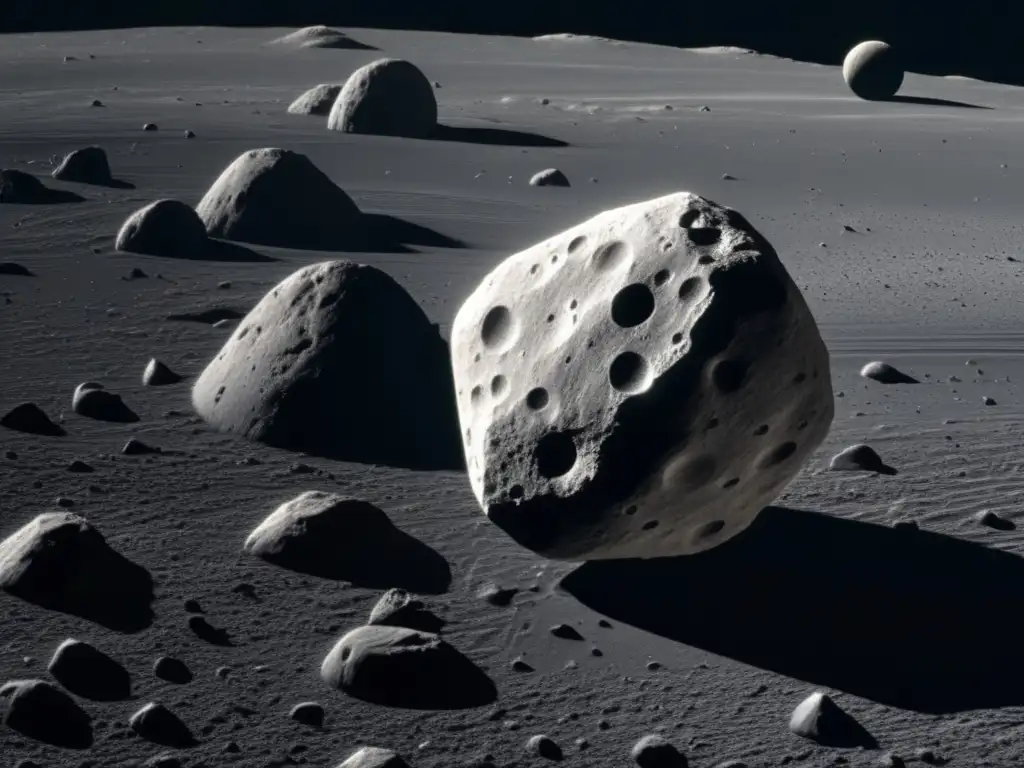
top-left (511, 657), bottom-right (534, 672)
top-left (550, 624), bottom-right (583, 640)
top-left (55, 497), bottom-right (74, 508)
top-left (631, 734), bottom-right (687, 768)
top-left (289, 701), bottom-right (324, 727)
top-left (183, 598), bottom-right (202, 613)
top-left (143, 123), bottom-right (158, 131)
top-left (478, 582), bottom-right (518, 606)
top-left (144, 754), bottom-right (182, 768)
top-left (983, 396), bottom-right (997, 406)
top-left (829, 444), bottom-right (896, 475)
top-left (153, 656), bottom-right (193, 684)
top-left (0, 679), bottom-right (93, 748)
top-left (0, 262), bottom-right (34, 276)
top-left (72, 382), bottom-right (138, 423)
top-left (975, 509), bottom-right (1015, 531)
top-left (1, 403), bottom-right (65, 436)
top-left (129, 702), bottom-right (195, 747)
top-left (529, 169), bottom-right (570, 187)
top-left (338, 746), bottom-right (410, 768)
top-left (91, 99), bottom-right (104, 107)
top-left (789, 691), bottom-right (873, 748)
top-left (67, 460), bottom-right (94, 473)
top-left (860, 361), bottom-right (918, 384)
top-left (47, 638), bottom-right (131, 701)
top-left (184, 130), bottom-right (195, 139)
top-left (188, 615), bottom-right (230, 645)
top-left (123, 438), bottom-right (161, 455)
top-left (368, 588), bottom-right (444, 633)
top-left (721, 173), bottom-right (736, 181)
top-left (526, 734), bottom-right (563, 761)
top-left (143, 359), bottom-right (183, 386)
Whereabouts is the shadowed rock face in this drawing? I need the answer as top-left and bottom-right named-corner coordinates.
top-left (115, 199), bottom-right (209, 258)
top-left (47, 639), bottom-right (132, 701)
top-left (1, 403), bottom-right (64, 436)
top-left (192, 260), bottom-right (464, 472)
top-left (52, 146), bottom-right (130, 187)
top-left (0, 679), bottom-right (93, 749)
top-left (270, 25), bottom-right (376, 50)
top-left (328, 58), bottom-right (438, 139)
top-left (843, 40), bottom-right (904, 100)
top-left (0, 169), bottom-right (84, 204)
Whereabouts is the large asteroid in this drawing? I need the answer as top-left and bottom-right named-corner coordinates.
top-left (195, 148), bottom-right (361, 249)
top-left (328, 58), bottom-right (438, 139)
top-left (0, 679), bottom-right (93, 748)
top-left (843, 41), bottom-right (903, 100)
top-left (288, 84), bottom-right (343, 116)
top-left (191, 260), bottom-right (462, 470)
top-left (115, 199), bottom-right (209, 258)
top-left (450, 192), bottom-right (833, 560)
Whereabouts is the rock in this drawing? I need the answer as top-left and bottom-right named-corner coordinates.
top-left (47, 638), bottom-right (131, 701)
top-left (143, 358), bottom-right (183, 386)
top-left (829, 444), bottom-right (896, 475)
top-left (0, 512), bottom-right (153, 631)
top-left (243, 491), bottom-right (450, 592)
top-left (631, 734), bottom-right (687, 768)
top-left (789, 691), bottom-right (875, 748)
top-left (328, 58), bottom-right (438, 139)
top-left (51, 146), bottom-right (113, 186)
top-left (983, 396), bottom-right (997, 406)
top-left (287, 84), bottom-right (342, 116)
top-left (843, 41), bottom-right (903, 100)
top-left (526, 735), bottom-right (563, 760)
top-left (1, 169), bottom-right (82, 204)
top-left (368, 588), bottom-right (445, 633)
top-left (289, 701), bottom-right (324, 727)
top-left (0, 261), bottom-right (34, 276)
top-left (191, 260), bottom-right (461, 471)
top-left (184, 130), bottom-right (195, 139)
top-left (115, 199), bottom-right (208, 258)
top-left (976, 509), bottom-right (1015, 530)
top-left (195, 148), bottom-right (360, 249)
top-left (450, 191), bottom-right (833, 560)
top-left (321, 624), bottom-right (495, 709)
top-left (0, 679), bottom-right (93, 748)
top-left (67, 460), bottom-right (93, 473)
top-left (72, 382), bottom-right (139, 422)
top-left (1, 402), bottom-right (65, 436)
top-left (143, 123), bottom-right (158, 131)
top-left (153, 656), bottom-right (193, 684)
top-left (337, 746), bottom-right (409, 768)
top-left (478, 583), bottom-right (517, 606)
top-left (530, 169), bottom-right (570, 187)
top-left (187, 615), bottom-right (230, 645)
top-left (860, 361), bottom-right (918, 384)
top-left (270, 25), bottom-right (376, 50)
top-left (129, 702), bottom-right (195, 747)
top-left (123, 437), bottom-right (161, 455)
top-left (550, 624), bottom-right (583, 640)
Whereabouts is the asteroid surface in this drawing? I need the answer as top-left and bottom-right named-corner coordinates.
top-left (191, 260), bottom-right (462, 471)
top-left (450, 191), bottom-right (833, 560)
top-left (288, 84), bottom-right (343, 116)
top-left (0, 679), bottom-right (93, 749)
top-left (195, 148), bottom-right (361, 249)
top-left (115, 199), bottom-right (209, 258)
top-left (843, 41), bottom-right (903, 100)
top-left (328, 58), bottom-right (438, 139)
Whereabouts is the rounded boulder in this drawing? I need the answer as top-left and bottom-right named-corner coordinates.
top-left (328, 58), bottom-right (438, 139)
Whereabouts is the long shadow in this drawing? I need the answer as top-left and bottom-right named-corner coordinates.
top-left (561, 506), bottom-right (1024, 714)
top-left (202, 238), bottom-right (277, 262)
top-left (884, 94), bottom-right (993, 110)
top-left (341, 212), bottom-right (468, 253)
top-left (432, 123), bottom-right (569, 148)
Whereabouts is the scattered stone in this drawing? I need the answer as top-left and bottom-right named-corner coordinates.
top-left (526, 734), bottom-right (563, 761)
top-left (550, 624), bottom-right (583, 640)
top-left (287, 84), bottom-right (343, 116)
top-left (789, 691), bottom-right (875, 748)
top-left (321, 624), bottom-right (495, 708)
top-left (337, 746), bottom-right (409, 768)
top-left (0, 262), bottom-right (34, 276)
top-left (51, 146), bottom-right (115, 186)
top-left (72, 382), bottom-right (139, 422)
top-left (270, 26), bottom-right (376, 50)
top-left (196, 148), bottom-right (360, 249)
top-left (877, 754), bottom-right (906, 768)
top-left (368, 588), bottom-right (445, 633)
top-left (54, 497), bottom-right (74, 508)
top-left (976, 509), bottom-right (1015, 531)
top-left (115, 199), bottom-right (208, 258)
top-left (1, 403), bottom-right (65, 436)
top-left (328, 58), bottom-right (438, 139)
top-left (0, 679), bottom-right (93, 748)
top-left (129, 702), bottom-right (195, 747)
top-left (478, 583), bottom-right (518, 606)
top-left (631, 734), bottom-right (687, 768)
top-left (843, 40), bottom-right (903, 100)
top-left (530, 169), bottom-right (570, 187)
top-left (829, 444), bottom-right (896, 475)
top-left (451, 191), bottom-right (833, 559)
top-left (289, 701), bottom-right (324, 727)
top-left (1, 169), bottom-right (82, 204)
top-left (143, 123), bottom-right (158, 131)
top-left (192, 261), bottom-right (461, 471)
top-left (122, 438), bottom-right (161, 455)
top-left (143, 358), bottom-right (183, 386)
top-left (47, 638), bottom-right (131, 701)
top-left (183, 130), bottom-right (195, 139)
top-left (860, 361), bottom-right (918, 384)
top-left (983, 396), bottom-right (997, 406)
top-left (153, 656), bottom-right (193, 684)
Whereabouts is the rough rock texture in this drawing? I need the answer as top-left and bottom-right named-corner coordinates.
top-left (271, 26), bottom-right (375, 50)
top-left (829, 444), bottom-right (896, 475)
top-left (287, 84), bottom-right (343, 116)
top-left (47, 638), bottom-right (131, 701)
top-left (368, 588), bottom-right (445, 632)
top-left (129, 702), bottom-right (195, 747)
top-left (243, 491), bottom-right (450, 592)
top-left (51, 146), bottom-right (113, 185)
top-left (114, 199), bottom-right (209, 258)
top-left (789, 691), bottom-right (875, 748)
top-left (142, 358), bottom-right (183, 386)
top-left (0, 679), bottom-right (93, 749)
top-left (72, 382), bottom-right (139, 422)
top-left (337, 746), bottom-right (409, 768)
top-left (843, 41), bottom-right (904, 100)
top-left (530, 169), bottom-right (570, 187)
top-left (1, 402), bottom-right (64, 436)
top-left (321, 624), bottom-right (495, 709)
top-left (195, 148), bottom-right (361, 249)
top-left (328, 59), bottom-right (438, 139)
top-left (450, 191), bottom-right (833, 560)
top-left (191, 260), bottom-right (462, 471)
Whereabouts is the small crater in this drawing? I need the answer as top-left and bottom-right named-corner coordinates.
top-left (611, 283), bottom-right (655, 328)
top-left (654, 269), bottom-right (671, 286)
top-left (535, 431), bottom-right (578, 479)
top-left (706, 418), bottom-right (719, 430)
top-left (678, 210), bottom-right (700, 228)
top-left (530, 264), bottom-right (540, 275)
top-left (753, 424), bottom-right (769, 436)
top-left (570, 299), bottom-right (578, 310)
top-left (481, 305), bottom-right (516, 350)
top-left (509, 485), bottom-right (524, 500)
top-left (688, 228), bottom-right (722, 246)
top-left (625, 505), bottom-right (638, 516)
top-left (546, 314), bottom-right (556, 323)
top-left (641, 520), bottom-right (659, 531)
top-left (609, 351), bottom-right (651, 394)
top-left (759, 441), bottom-right (798, 468)
top-left (568, 235), bottom-right (587, 253)
top-left (676, 454), bottom-right (716, 488)
top-left (592, 241), bottom-right (631, 272)
top-left (712, 359), bottom-right (749, 394)
top-left (551, 254), bottom-right (559, 264)
top-left (695, 519), bottom-right (726, 538)
top-left (698, 255), bottom-right (714, 265)
top-left (722, 478), bottom-right (739, 488)
top-left (671, 332), bottom-right (683, 345)
top-left (491, 375), bottom-right (509, 398)
top-left (526, 387), bottom-right (550, 410)
top-left (470, 386), bottom-right (483, 404)
top-left (678, 277), bottom-right (702, 302)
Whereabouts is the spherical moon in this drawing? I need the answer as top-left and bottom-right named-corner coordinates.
top-left (842, 40), bottom-right (903, 101)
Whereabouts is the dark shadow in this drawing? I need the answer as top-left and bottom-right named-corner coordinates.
top-left (561, 506), bottom-right (1024, 714)
top-left (48, 642), bottom-right (132, 701)
top-left (188, 615), bottom-right (233, 646)
top-left (345, 212), bottom-right (467, 253)
top-left (9, 187), bottom-right (87, 204)
top-left (0, 262), bottom-right (34, 276)
top-left (202, 238), bottom-right (277, 262)
top-left (166, 307), bottom-right (246, 324)
top-left (59, 177), bottom-right (135, 190)
top-left (1, 402), bottom-right (65, 436)
top-left (432, 123), bottom-right (568, 147)
top-left (0, 681), bottom-right (94, 749)
top-left (883, 94), bottom-right (993, 109)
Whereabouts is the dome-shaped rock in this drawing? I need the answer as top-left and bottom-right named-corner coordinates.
top-left (337, 747), bottom-right (410, 768)
top-left (287, 84), bottom-right (342, 116)
top-left (530, 169), bottom-right (570, 187)
top-left (1, 402), bottom-right (64, 436)
top-left (72, 382), bottom-right (139, 422)
top-left (129, 702), bottom-right (195, 747)
top-left (0, 679), bottom-right (93, 749)
top-left (328, 59), bottom-right (438, 139)
top-left (789, 691), bottom-right (876, 748)
top-left (115, 199), bottom-right (208, 258)
top-left (1, 169), bottom-right (82, 204)
top-left (47, 638), bottom-right (131, 701)
top-left (51, 146), bottom-right (113, 186)
top-left (270, 25), bottom-right (375, 50)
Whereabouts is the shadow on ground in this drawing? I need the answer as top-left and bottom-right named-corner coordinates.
top-left (561, 506), bottom-right (1024, 713)
top-left (432, 123), bottom-right (569, 147)
top-left (885, 94), bottom-right (993, 109)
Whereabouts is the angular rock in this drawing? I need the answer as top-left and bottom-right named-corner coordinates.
top-left (153, 656), bottom-right (193, 684)
top-left (51, 146), bottom-right (113, 185)
top-left (287, 84), bottom-right (342, 116)
top-left (631, 734), bottom-right (687, 768)
top-left (530, 169), bottom-right (570, 187)
top-left (143, 358), bottom-right (183, 386)
top-left (328, 58), bottom-right (438, 139)
top-left (1, 169), bottom-right (82, 204)
top-left (321, 624), bottom-right (495, 709)
top-left (1, 402), bottom-right (64, 436)
top-left (195, 148), bottom-right (360, 250)
top-left (123, 437), bottom-right (161, 455)
top-left (368, 588), bottom-right (445, 633)
top-left (450, 191), bottom-right (833, 560)
top-left (0, 679), bottom-right (93, 748)
top-left (191, 260), bottom-right (462, 471)
top-left (243, 491), bottom-right (450, 592)
top-left (478, 582), bottom-right (517, 606)
top-left (789, 691), bottom-right (875, 748)
top-left (289, 700), bottom-right (324, 727)
top-left (976, 509), bottom-right (1015, 531)
top-left (860, 361), bottom-right (918, 384)
top-left (47, 638), bottom-right (131, 701)
top-left (129, 702), bottom-right (195, 747)
top-left (72, 382), bottom-right (139, 422)
top-left (271, 25), bottom-right (375, 50)
top-left (337, 746), bottom-right (409, 768)
top-left (549, 623), bottom-right (583, 640)
top-left (115, 199), bottom-right (208, 258)
top-left (526, 735), bottom-right (563, 760)
top-left (829, 444), bottom-right (896, 475)
top-left (843, 41), bottom-right (903, 100)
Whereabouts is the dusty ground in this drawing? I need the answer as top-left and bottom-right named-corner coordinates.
top-left (2, 24), bottom-right (1024, 768)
